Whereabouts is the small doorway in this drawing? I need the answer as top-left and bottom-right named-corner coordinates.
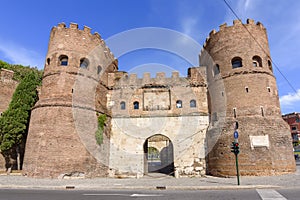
top-left (144, 134), bottom-right (174, 176)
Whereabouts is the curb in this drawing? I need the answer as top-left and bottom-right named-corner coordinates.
top-left (0, 184), bottom-right (280, 191)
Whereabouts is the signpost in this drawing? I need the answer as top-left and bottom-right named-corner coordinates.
top-left (231, 122), bottom-right (240, 185)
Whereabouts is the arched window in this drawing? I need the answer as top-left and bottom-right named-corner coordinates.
top-left (231, 57), bottom-right (242, 68)
top-left (252, 56), bottom-right (262, 67)
top-left (268, 60), bottom-right (272, 71)
top-left (80, 58), bottom-right (89, 69)
top-left (120, 101), bottom-right (126, 110)
top-left (97, 65), bottom-right (102, 74)
top-left (59, 55), bottom-right (68, 66)
top-left (133, 101), bottom-right (139, 110)
top-left (176, 100), bottom-right (182, 108)
top-left (190, 100), bottom-right (196, 108)
top-left (213, 64), bottom-right (220, 76)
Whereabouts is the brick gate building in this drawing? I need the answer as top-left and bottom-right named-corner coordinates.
top-left (19, 19), bottom-right (295, 178)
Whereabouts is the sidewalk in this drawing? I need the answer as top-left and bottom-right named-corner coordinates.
top-left (0, 162), bottom-right (299, 190)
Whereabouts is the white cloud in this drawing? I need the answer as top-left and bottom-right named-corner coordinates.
top-left (239, 0), bottom-right (252, 12)
top-left (181, 17), bottom-right (198, 36)
top-left (280, 89), bottom-right (300, 106)
top-left (0, 39), bottom-right (43, 68)
top-left (244, 0), bottom-right (251, 10)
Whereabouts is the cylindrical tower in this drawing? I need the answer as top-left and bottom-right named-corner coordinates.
top-left (23, 23), bottom-right (117, 177)
top-left (200, 19), bottom-right (295, 176)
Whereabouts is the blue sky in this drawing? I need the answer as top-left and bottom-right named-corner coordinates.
top-left (0, 0), bottom-right (299, 114)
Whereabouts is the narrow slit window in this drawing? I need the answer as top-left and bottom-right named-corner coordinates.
top-left (245, 87), bottom-right (249, 93)
top-left (261, 106), bottom-right (264, 117)
top-left (233, 108), bottom-right (237, 118)
top-left (267, 87), bottom-right (271, 93)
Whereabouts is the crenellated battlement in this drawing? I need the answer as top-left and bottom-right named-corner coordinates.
top-left (110, 68), bottom-right (206, 88)
top-left (50, 22), bottom-right (115, 61)
top-left (56, 22), bottom-right (100, 38)
top-left (203, 19), bottom-right (265, 48)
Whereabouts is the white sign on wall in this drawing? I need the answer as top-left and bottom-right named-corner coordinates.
top-left (249, 135), bottom-right (269, 149)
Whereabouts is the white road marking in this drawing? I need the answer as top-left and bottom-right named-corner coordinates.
top-left (130, 194), bottom-right (164, 197)
top-left (256, 189), bottom-right (287, 200)
top-left (83, 193), bottom-right (128, 196)
top-left (83, 193), bottom-right (164, 197)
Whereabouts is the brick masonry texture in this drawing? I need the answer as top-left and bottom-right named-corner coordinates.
top-left (200, 19), bottom-right (295, 176)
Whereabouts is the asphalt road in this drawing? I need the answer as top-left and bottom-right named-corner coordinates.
top-left (0, 188), bottom-right (299, 200)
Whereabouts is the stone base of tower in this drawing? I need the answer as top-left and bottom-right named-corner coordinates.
top-left (23, 105), bottom-right (109, 178)
top-left (206, 117), bottom-right (296, 177)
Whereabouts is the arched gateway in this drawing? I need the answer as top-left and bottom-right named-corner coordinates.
top-left (144, 134), bottom-right (174, 175)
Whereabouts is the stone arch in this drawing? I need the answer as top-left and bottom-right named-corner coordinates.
top-left (143, 134), bottom-right (174, 176)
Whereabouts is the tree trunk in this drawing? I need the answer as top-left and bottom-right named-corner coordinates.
top-left (16, 146), bottom-right (20, 170)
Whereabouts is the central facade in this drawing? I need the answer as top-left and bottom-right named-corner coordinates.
top-left (108, 69), bottom-right (208, 176)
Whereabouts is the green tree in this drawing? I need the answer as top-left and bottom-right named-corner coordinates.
top-left (0, 71), bottom-right (41, 170)
top-left (0, 60), bottom-right (43, 81)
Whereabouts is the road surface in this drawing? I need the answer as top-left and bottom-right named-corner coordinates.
top-left (0, 188), bottom-right (299, 200)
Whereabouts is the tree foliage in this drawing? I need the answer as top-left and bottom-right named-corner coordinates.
top-left (0, 60), bottom-right (43, 82)
top-left (0, 71), bottom-right (41, 153)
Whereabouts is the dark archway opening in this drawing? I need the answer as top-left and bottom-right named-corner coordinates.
top-left (144, 134), bottom-right (174, 176)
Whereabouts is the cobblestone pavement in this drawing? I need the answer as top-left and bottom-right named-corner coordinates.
top-left (0, 161), bottom-right (299, 190)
